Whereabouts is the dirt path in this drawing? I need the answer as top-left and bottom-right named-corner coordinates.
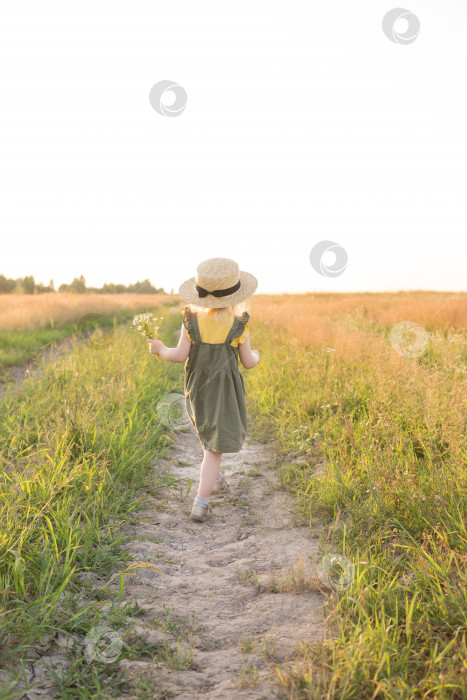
top-left (110, 423), bottom-right (326, 699)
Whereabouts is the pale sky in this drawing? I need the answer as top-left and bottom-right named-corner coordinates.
top-left (0, 1), bottom-right (466, 294)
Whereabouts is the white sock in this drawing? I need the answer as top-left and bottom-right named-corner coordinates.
top-left (195, 496), bottom-right (209, 507)
top-left (216, 473), bottom-right (223, 482)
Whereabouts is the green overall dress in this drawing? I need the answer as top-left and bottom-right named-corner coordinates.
top-left (182, 307), bottom-right (250, 453)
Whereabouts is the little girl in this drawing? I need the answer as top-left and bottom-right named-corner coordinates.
top-left (148, 257), bottom-right (260, 522)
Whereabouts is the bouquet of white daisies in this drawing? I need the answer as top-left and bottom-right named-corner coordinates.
top-left (131, 312), bottom-right (164, 340)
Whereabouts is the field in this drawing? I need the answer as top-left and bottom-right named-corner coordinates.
top-left (0, 291), bottom-right (466, 698)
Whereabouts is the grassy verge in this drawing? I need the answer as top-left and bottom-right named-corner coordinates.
top-left (244, 319), bottom-right (467, 699)
top-left (0, 305), bottom-right (184, 698)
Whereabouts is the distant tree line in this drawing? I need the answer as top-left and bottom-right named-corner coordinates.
top-left (0, 275), bottom-right (166, 295)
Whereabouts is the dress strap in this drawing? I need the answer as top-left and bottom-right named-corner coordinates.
top-left (224, 311), bottom-right (250, 345)
top-left (183, 306), bottom-right (202, 343)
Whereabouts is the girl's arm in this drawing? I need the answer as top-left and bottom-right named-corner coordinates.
top-left (148, 323), bottom-right (192, 363)
top-left (238, 333), bottom-right (260, 369)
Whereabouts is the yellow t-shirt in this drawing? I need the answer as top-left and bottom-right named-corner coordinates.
top-left (186, 311), bottom-right (249, 347)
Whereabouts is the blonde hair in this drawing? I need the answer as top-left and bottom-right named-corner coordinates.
top-left (188, 299), bottom-right (250, 324)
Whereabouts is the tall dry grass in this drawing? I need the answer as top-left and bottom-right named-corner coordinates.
top-left (250, 291), bottom-right (467, 332)
top-left (248, 291), bottom-right (467, 363)
top-left (2, 290), bottom-right (464, 335)
top-left (0, 293), bottom-right (177, 331)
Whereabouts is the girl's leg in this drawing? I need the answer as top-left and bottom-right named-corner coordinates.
top-left (197, 448), bottom-right (222, 499)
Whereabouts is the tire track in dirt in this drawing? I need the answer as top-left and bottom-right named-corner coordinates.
top-left (0, 330), bottom-right (96, 402)
top-left (112, 424), bottom-right (326, 699)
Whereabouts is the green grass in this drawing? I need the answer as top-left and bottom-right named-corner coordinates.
top-left (0, 305), bottom-right (184, 697)
top-left (244, 321), bottom-right (467, 699)
top-left (0, 309), bottom-right (159, 378)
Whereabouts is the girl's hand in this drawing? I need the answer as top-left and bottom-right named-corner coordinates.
top-left (238, 335), bottom-right (260, 369)
top-left (148, 339), bottom-right (164, 356)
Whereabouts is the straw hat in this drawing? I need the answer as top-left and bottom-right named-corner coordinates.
top-left (178, 257), bottom-right (258, 308)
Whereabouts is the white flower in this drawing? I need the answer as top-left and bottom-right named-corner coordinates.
top-left (137, 325), bottom-right (142, 330)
